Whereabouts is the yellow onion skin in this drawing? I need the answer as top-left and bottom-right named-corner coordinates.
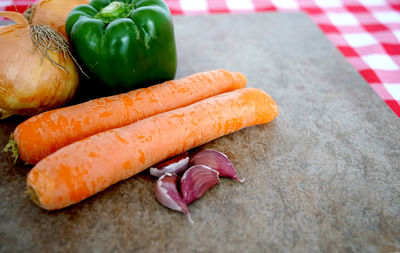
top-left (0, 12), bottom-right (79, 119)
top-left (30, 0), bottom-right (90, 38)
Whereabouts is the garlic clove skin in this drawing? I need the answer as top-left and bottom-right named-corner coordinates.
top-left (190, 149), bottom-right (244, 182)
top-left (155, 173), bottom-right (193, 223)
top-left (150, 152), bottom-right (189, 177)
top-left (180, 165), bottom-right (220, 204)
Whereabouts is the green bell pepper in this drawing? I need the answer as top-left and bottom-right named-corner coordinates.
top-left (66, 0), bottom-right (177, 92)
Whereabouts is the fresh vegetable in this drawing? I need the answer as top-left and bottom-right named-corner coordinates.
top-left (180, 165), bottom-right (220, 204)
top-left (28, 0), bottom-right (90, 38)
top-left (154, 149), bottom-right (244, 221)
top-left (155, 165), bottom-right (219, 223)
top-left (150, 152), bottom-right (189, 177)
top-left (0, 12), bottom-right (79, 120)
top-left (190, 149), bottom-right (244, 182)
top-left (155, 173), bottom-right (192, 223)
top-left (65, 0), bottom-right (177, 91)
top-left (12, 69), bottom-right (246, 164)
top-left (27, 88), bottom-right (279, 210)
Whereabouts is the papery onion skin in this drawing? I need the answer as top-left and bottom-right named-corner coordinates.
top-left (30, 0), bottom-right (90, 38)
top-left (0, 12), bottom-right (79, 119)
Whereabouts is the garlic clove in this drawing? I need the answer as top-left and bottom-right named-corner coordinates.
top-left (150, 152), bottom-right (190, 177)
top-left (190, 149), bottom-right (244, 182)
top-left (180, 165), bottom-right (220, 204)
top-left (155, 173), bottom-right (193, 223)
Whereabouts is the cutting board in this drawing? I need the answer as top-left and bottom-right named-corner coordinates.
top-left (1, 13), bottom-right (399, 253)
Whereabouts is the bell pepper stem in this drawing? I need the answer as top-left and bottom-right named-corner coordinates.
top-left (96, 1), bottom-right (134, 23)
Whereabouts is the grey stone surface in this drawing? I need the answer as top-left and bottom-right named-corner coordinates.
top-left (1, 13), bottom-right (399, 253)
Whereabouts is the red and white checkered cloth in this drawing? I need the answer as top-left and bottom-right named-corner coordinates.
top-left (2, 0), bottom-right (400, 116)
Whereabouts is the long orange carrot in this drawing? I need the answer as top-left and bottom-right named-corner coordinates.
top-left (27, 88), bottom-right (278, 210)
top-left (13, 69), bottom-right (246, 164)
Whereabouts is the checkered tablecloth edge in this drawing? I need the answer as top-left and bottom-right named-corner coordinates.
top-left (1, 0), bottom-right (400, 117)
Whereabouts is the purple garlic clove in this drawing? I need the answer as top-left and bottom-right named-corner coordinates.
top-left (150, 152), bottom-right (189, 177)
top-left (180, 165), bottom-right (220, 204)
top-left (190, 149), bottom-right (244, 182)
top-left (155, 173), bottom-right (193, 223)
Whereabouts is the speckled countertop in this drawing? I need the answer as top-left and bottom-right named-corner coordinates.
top-left (0, 13), bottom-right (399, 253)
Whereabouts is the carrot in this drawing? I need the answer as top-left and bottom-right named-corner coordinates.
top-left (12, 69), bottom-right (246, 164)
top-left (27, 88), bottom-right (279, 210)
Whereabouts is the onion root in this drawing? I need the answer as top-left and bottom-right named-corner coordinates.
top-left (30, 25), bottom-right (87, 77)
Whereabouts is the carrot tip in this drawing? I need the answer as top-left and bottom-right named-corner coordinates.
top-left (26, 186), bottom-right (41, 207)
top-left (3, 133), bottom-right (19, 164)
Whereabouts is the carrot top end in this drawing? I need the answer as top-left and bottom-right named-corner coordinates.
top-left (3, 134), bottom-right (19, 164)
top-left (26, 186), bottom-right (41, 207)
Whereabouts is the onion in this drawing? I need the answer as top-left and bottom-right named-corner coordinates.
top-left (0, 12), bottom-right (79, 119)
top-left (27, 0), bottom-right (90, 38)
